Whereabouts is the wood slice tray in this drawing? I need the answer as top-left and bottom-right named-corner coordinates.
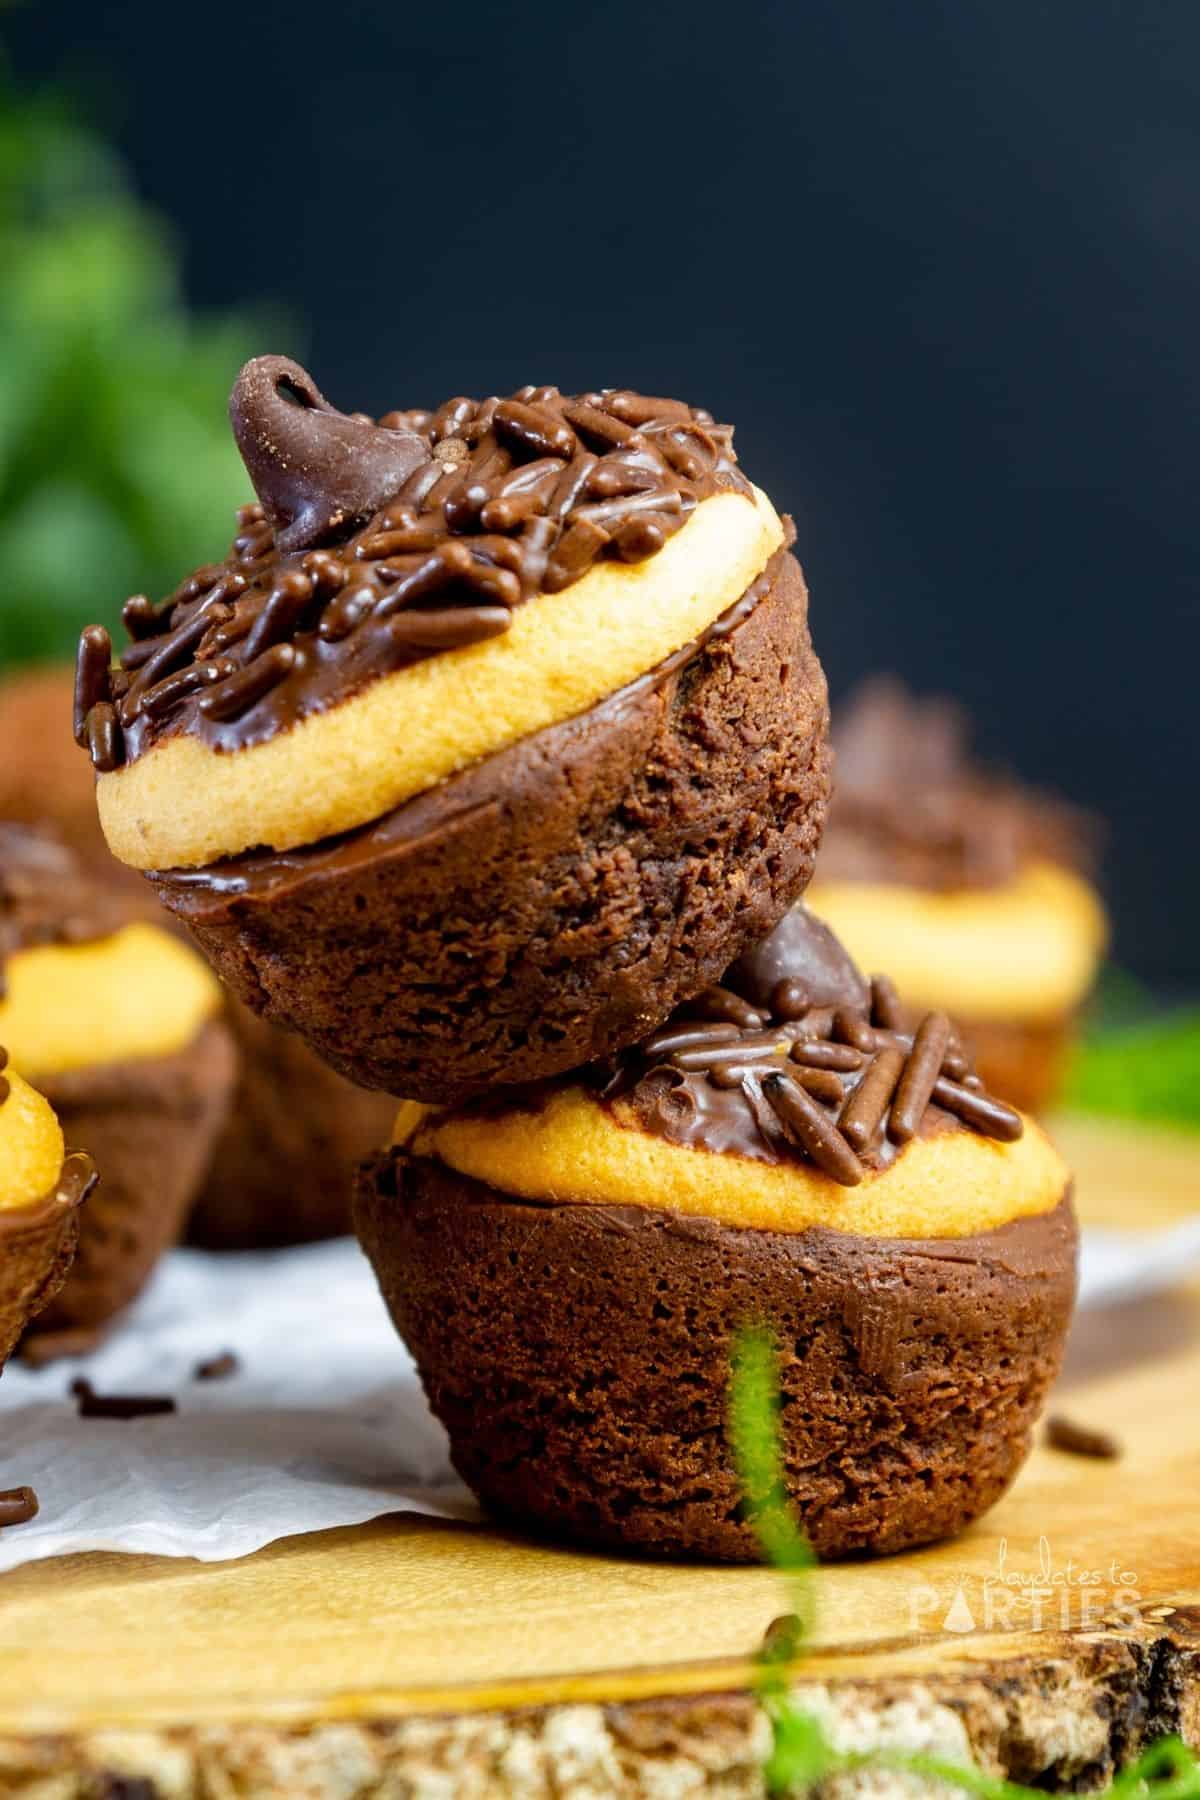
top-left (1, 1116), bottom-right (1198, 1796)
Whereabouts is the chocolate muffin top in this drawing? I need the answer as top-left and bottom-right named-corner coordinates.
top-left (0, 825), bottom-right (127, 993)
top-left (821, 677), bottom-right (1098, 891)
top-left (77, 359), bottom-right (754, 772)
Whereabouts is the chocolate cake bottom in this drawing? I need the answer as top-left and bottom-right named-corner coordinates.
top-left (356, 1153), bottom-right (1078, 1562)
top-left (188, 1001), bottom-right (395, 1248)
top-left (153, 547), bottom-right (831, 1105)
top-left (24, 1021), bottom-right (235, 1350)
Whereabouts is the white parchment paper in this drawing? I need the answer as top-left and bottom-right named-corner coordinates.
top-left (2, 1221), bottom-right (1199, 1573)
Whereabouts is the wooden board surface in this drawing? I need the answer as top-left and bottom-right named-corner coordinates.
top-left (1, 1116), bottom-right (1198, 1795)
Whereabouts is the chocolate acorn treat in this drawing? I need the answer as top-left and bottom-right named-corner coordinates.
top-left (78, 360), bottom-right (831, 1102)
top-left (807, 678), bottom-right (1107, 1111)
top-left (0, 1052), bottom-right (96, 1368)
top-left (0, 667), bottom-right (394, 1246)
top-left (357, 906), bottom-right (1077, 1562)
top-left (0, 827), bottom-right (235, 1353)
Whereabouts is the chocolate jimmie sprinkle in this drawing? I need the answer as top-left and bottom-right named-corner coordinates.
top-left (593, 910), bottom-right (1023, 1186)
top-left (0, 1487), bottom-right (39, 1528)
top-left (71, 1379), bottom-right (176, 1421)
top-left (78, 367), bottom-right (752, 769)
top-left (1045, 1415), bottom-right (1122, 1460)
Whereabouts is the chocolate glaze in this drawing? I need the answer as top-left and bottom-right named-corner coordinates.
top-left (0, 1152), bottom-right (97, 1240)
top-left (726, 902), bottom-right (868, 1013)
top-left (822, 676), bottom-right (1101, 891)
top-left (83, 375), bottom-right (754, 768)
top-left (229, 356), bottom-right (427, 554)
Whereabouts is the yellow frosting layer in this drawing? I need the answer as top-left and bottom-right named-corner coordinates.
top-left (0, 923), bottom-right (223, 1078)
top-left (405, 1087), bottom-right (1068, 1239)
top-left (806, 861), bottom-right (1106, 1023)
top-left (0, 1069), bottom-right (66, 1212)
top-left (99, 488), bottom-right (786, 871)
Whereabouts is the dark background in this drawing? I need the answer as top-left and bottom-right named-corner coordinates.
top-left (8, 0), bottom-right (1199, 983)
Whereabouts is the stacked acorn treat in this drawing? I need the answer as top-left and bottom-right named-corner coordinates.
top-left (45, 357), bottom-right (1077, 1560)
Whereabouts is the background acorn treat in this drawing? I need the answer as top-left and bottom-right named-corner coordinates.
top-left (806, 677), bottom-right (1107, 1111)
top-left (78, 358), bottom-right (832, 1103)
top-left (0, 671), bottom-right (392, 1247)
top-left (357, 906), bottom-right (1077, 1563)
top-left (0, 826), bottom-right (235, 1353)
top-left (0, 1051), bottom-right (97, 1368)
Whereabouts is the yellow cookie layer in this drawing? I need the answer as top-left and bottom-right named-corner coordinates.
top-left (99, 488), bottom-right (786, 871)
top-left (0, 1069), bottom-right (66, 1212)
top-left (806, 861), bottom-right (1106, 1024)
top-left (405, 1086), bottom-right (1068, 1239)
top-left (0, 923), bottom-right (223, 1079)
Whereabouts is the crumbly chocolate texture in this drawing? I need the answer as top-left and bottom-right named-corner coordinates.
top-left (0, 823), bottom-right (128, 992)
top-left (151, 547), bottom-right (831, 1102)
top-left (77, 365), bottom-right (754, 769)
top-left (187, 1002), bottom-right (395, 1248)
top-left (23, 1020), bottom-right (235, 1349)
top-left (355, 1153), bottom-right (1078, 1561)
top-left (822, 677), bottom-right (1101, 891)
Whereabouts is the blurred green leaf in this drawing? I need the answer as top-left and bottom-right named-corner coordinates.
top-left (0, 69), bottom-right (289, 666)
top-left (1067, 1008), bottom-right (1200, 1133)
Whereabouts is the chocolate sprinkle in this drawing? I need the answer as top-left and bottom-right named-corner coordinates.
top-left (0, 1486), bottom-right (39, 1528)
top-left (72, 1378), bottom-right (176, 1421)
top-left (1045, 1415), bottom-right (1122, 1460)
top-left (762, 1072), bottom-right (865, 1185)
top-left (80, 372), bottom-right (752, 767)
top-left (590, 905), bottom-right (1024, 1185)
top-left (73, 625), bottom-right (112, 746)
top-left (194, 1350), bottom-right (239, 1381)
top-left (889, 1010), bottom-right (952, 1144)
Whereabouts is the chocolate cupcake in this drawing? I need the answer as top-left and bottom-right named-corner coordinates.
top-left (78, 360), bottom-right (831, 1101)
top-left (0, 827), bottom-right (235, 1353)
top-left (357, 907), bottom-right (1076, 1562)
top-left (0, 1054), bottom-right (96, 1367)
top-left (807, 678), bottom-right (1107, 1111)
